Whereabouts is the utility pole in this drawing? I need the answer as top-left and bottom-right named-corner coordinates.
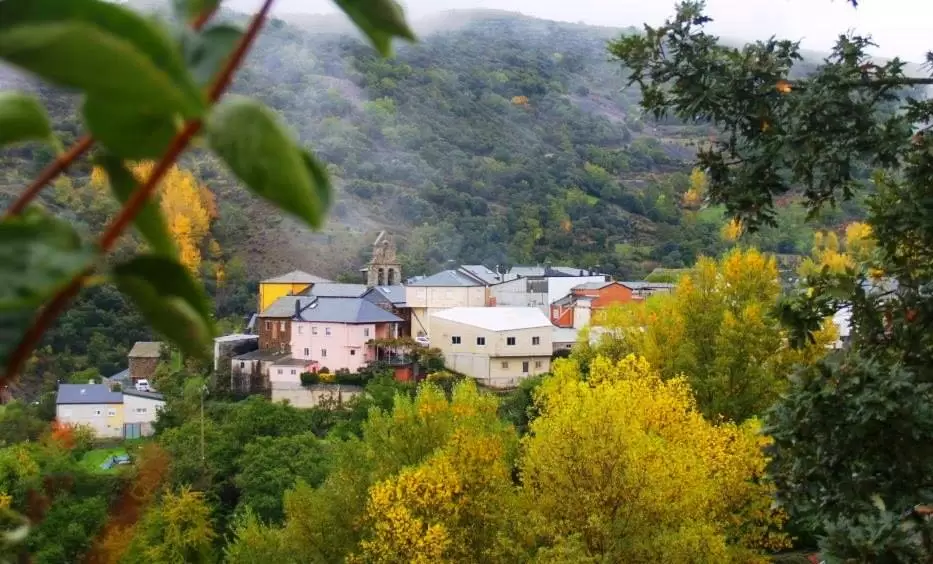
top-left (200, 384), bottom-right (208, 468)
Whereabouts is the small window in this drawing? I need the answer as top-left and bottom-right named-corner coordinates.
top-left (321, 349), bottom-right (327, 358)
top-left (501, 361), bottom-right (509, 369)
top-left (363, 327), bottom-right (370, 337)
top-left (290, 369), bottom-right (296, 375)
top-left (325, 327), bottom-right (332, 336)
top-left (239, 361), bottom-right (245, 369)
top-left (312, 326), bottom-right (318, 335)
top-left (108, 408), bottom-right (116, 417)
top-left (94, 409), bottom-right (102, 416)
top-left (507, 337), bottom-right (516, 346)
top-left (476, 336), bottom-right (485, 345)
top-left (297, 325), bottom-right (304, 335)
top-left (351, 349), bottom-right (357, 356)
top-left (451, 336), bottom-right (461, 344)
top-left (535, 361), bottom-right (542, 369)
top-left (522, 361), bottom-right (529, 373)
top-left (277, 368), bottom-right (283, 375)
top-left (265, 320), bottom-right (271, 330)
top-left (304, 348), bottom-right (309, 356)
top-left (280, 321), bottom-right (286, 331)
top-left (136, 407), bottom-right (147, 413)
top-left (532, 336), bottom-right (540, 345)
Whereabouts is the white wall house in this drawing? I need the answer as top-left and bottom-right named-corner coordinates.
top-left (431, 307), bottom-right (553, 388)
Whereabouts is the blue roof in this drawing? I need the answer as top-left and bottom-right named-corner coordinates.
top-left (364, 285), bottom-right (407, 305)
top-left (56, 384), bottom-right (122, 405)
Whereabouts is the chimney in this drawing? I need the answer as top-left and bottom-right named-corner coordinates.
top-left (294, 299), bottom-right (301, 319)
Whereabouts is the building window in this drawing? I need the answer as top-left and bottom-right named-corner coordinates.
top-left (136, 408), bottom-right (147, 413)
top-left (280, 321), bottom-right (286, 331)
top-left (476, 336), bottom-right (485, 345)
top-left (522, 361), bottom-right (529, 373)
top-left (507, 337), bottom-right (516, 346)
top-left (321, 349), bottom-right (327, 358)
top-left (290, 369), bottom-right (296, 375)
top-left (265, 320), bottom-right (271, 330)
top-left (277, 368), bottom-right (283, 375)
top-left (501, 361), bottom-right (509, 369)
top-left (304, 348), bottom-right (309, 356)
top-left (239, 361), bottom-right (245, 369)
top-left (297, 325), bottom-right (304, 335)
top-left (325, 327), bottom-right (332, 336)
top-left (532, 336), bottom-right (540, 345)
top-left (363, 327), bottom-right (370, 337)
top-left (108, 408), bottom-right (117, 417)
top-left (535, 361), bottom-right (542, 369)
top-left (452, 336), bottom-right (461, 344)
top-left (94, 409), bottom-right (102, 416)
top-left (312, 326), bottom-right (318, 335)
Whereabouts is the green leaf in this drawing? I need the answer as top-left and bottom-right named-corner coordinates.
top-left (0, 0), bottom-right (202, 112)
top-left (96, 155), bottom-right (178, 259)
top-left (206, 96), bottom-right (330, 228)
top-left (333, 0), bottom-right (416, 56)
top-left (300, 149), bottom-right (332, 214)
top-left (0, 23), bottom-right (203, 118)
top-left (180, 24), bottom-right (243, 87)
top-left (172, 0), bottom-right (222, 23)
top-left (0, 209), bottom-right (95, 372)
top-left (112, 255), bottom-right (214, 359)
top-left (0, 91), bottom-right (54, 148)
top-left (83, 97), bottom-right (180, 159)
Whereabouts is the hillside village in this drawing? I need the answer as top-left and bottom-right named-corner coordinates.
top-left (215, 231), bottom-right (675, 405)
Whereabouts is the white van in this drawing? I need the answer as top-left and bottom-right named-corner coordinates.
top-left (135, 379), bottom-right (151, 392)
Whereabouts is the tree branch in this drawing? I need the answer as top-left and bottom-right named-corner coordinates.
top-left (2, 6), bottom-right (221, 219)
top-left (3, 0), bottom-right (275, 382)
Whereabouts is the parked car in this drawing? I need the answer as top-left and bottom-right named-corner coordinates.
top-left (134, 379), bottom-right (151, 392)
top-left (415, 335), bottom-right (430, 346)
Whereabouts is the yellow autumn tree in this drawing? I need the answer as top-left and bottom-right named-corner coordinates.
top-left (228, 381), bottom-right (522, 564)
top-left (589, 247), bottom-right (836, 421)
top-left (521, 355), bottom-right (789, 562)
top-left (682, 167), bottom-right (707, 209)
top-left (132, 162), bottom-right (217, 273)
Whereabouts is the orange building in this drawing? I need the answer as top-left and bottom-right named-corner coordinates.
top-left (550, 281), bottom-right (674, 328)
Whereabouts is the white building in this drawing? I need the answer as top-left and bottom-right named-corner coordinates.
top-left (431, 307), bottom-right (553, 388)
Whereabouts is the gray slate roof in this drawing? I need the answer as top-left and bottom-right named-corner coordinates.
top-left (573, 281), bottom-right (612, 291)
top-left (234, 350), bottom-right (293, 362)
top-left (261, 270), bottom-right (332, 284)
top-left (260, 296), bottom-right (316, 318)
top-left (297, 297), bottom-right (402, 323)
top-left (104, 369), bottom-right (130, 384)
top-left (129, 341), bottom-right (162, 358)
top-left (364, 285), bottom-right (408, 305)
top-left (459, 265), bottom-right (501, 284)
top-left (305, 283), bottom-right (368, 298)
top-left (57, 384), bottom-right (123, 405)
top-left (407, 269), bottom-right (485, 287)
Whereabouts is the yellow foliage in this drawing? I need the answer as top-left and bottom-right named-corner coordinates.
top-left (721, 217), bottom-right (745, 242)
top-left (511, 95), bottom-right (529, 105)
top-left (524, 356), bottom-right (788, 561)
top-left (132, 162), bottom-right (216, 273)
top-left (0, 491), bottom-right (10, 510)
top-left (799, 224), bottom-right (875, 277)
top-left (776, 79), bottom-right (792, 94)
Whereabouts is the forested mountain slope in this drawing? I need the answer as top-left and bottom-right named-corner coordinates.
top-left (2, 7), bottom-right (779, 282)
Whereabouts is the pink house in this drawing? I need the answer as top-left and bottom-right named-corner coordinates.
top-left (289, 297), bottom-right (402, 373)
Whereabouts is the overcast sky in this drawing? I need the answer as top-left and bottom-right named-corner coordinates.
top-left (229, 0), bottom-right (931, 62)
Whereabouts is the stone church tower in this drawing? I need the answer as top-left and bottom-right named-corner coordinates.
top-left (365, 231), bottom-right (402, 286)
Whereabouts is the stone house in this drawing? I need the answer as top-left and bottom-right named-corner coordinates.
top-left (128, 341), bottom-right (162, 382)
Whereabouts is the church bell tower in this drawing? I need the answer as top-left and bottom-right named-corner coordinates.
top-left (366, 231), bottom-right (401, 286)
